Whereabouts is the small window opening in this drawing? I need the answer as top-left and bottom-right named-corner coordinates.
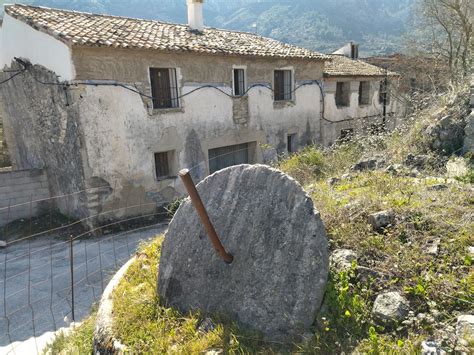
top-left (287, 134), bottom-right (297, 153)
top-left (274, 70), bottom-right (292, 101)
top-left (233, 68), bottom-right (246, 96)
top-left (150, 68), bottom-right (179, 109)
top-left (359, 81), bottom-right (370, 105)
top-left (154, 151), bottom-right (174, 179)
top-left (335, 82), bottom-right (350, 107)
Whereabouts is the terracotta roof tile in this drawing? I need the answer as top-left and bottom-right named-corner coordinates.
top-left (324, 55), bottom-right (399, 77)
top-left (5, 4), bottom-right (329, 60)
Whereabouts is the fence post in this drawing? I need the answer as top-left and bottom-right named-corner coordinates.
top-left (178, 169), bottom-right (233, 264)
top-left (69, 234), bottom-right (75, 322)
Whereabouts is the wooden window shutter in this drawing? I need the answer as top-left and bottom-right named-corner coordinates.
top-left (154, 152), bottom-right (170, 178)
top-left (150, 68), bottom-right (174, 109)
top-left (274, 70), bottom-right (285, 101)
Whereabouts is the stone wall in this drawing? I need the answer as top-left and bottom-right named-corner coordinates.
top-left (0, 62), bottom-right (89, 221)
top-left (0, 169), bottom-right (51, 227)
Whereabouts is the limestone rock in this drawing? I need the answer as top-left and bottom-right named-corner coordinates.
top-left (352, 157), bottom-right (385, 172)
top-left (446, 158), bottom-right (469, 178)
top-left (330, 249), bottom-right (357, 271)
top-left (428, 184), bottom-right (448, 191)
top-left (0, 240), bottom-right (6, 248)
top-left (158, 164), bottom-right (329, 340)
top-left (368, 210), bottom-right (395, 230)
top-left (372, 291), bottom-right (409, 324)
top-left (456, 315), bottom-right (474, 342)
top-left (421, 340), bottom-right (446, 355)
top-left (405, 154), bottom-right (429, 168)
top-left (425, 238), bottom-right (441, 256)
top-left (327, 177), bottom-right (340, 186)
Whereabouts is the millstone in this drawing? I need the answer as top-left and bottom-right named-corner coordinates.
top-left (158, 164), bottom-right (328, 339)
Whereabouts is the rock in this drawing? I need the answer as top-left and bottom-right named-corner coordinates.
top-left (372, 291), bottom-right (409, 325)
top-left (327, 177), bottom-right (340, 186)
top-left (385, 164), bottom-right (403, 175)
top-left (421, 340), bottom-right (446, 355)
top-left (352, 157), bottom-right (385, 172)
top-left (425, 238), bottom-right (441, 256)
top-left (205, 350), bottom-right (223, 355)
top-left (446, 158), bottom-right (469, 178)
top-left (0, 240), bottom-right (6, 248)
top-left (467, 246), bottom-right (474, 257)
top-left (428, 184), bottom-right (448, 191)
top-left (405, 154), bottom-right (429, 168)
top-left (456, 315), bottom-right (474, 342)
top-left (158, 165), bottom-right (329, 340)
top-left (368, 210), bottom-right (395, 230)
top-left (330, 249), bottom-right (357, 271)
top-left (341, 173), bottom-right (352, 180)
top-left (198, 317), bottom-right (216, 333)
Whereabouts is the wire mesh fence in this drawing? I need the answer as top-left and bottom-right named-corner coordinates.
top-left (0, 189), bottom-right (170, 355)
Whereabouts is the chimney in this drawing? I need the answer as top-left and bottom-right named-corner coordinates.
top-left (187, 0), bottom-right (204, 32)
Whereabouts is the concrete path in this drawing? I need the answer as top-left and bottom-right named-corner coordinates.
top-left (0, 224), bottom-right (167, 354)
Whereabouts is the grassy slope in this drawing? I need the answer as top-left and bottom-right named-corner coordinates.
top-left (46, 87), bottom-right (473, 354)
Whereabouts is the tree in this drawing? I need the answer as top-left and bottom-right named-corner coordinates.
top-left (416, 0), bottom-right (472, 80)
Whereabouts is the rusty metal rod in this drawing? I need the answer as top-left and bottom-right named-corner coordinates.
top-left (178, 169), bottom-right (233, 264)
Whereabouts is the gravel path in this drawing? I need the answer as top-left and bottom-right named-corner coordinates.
top-left (0, 225), bottom-right (166, 354)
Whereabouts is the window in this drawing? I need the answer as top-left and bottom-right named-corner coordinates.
top-left (359, 81), bottom-right (370, 105)
top-left (287, 134), bottom-right (297, 153)
top-left (379, 80), bottom-right (390, 105)
top-left (335, 82), bottom-right (350, 107)
top-left (209, 143), bottom-right (249, 174)
top-left (150, 68), bottom-right (179, 109)
top-left (233, 68), bottom-right (246, 96)
top-left (340, 128), bottom-right (354, 141)
top-left (154, 151), bottom-right (174, 179)
top-left (274, 70), bottom-right (292, 101)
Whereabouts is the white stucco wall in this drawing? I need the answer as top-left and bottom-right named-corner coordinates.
top-left (1, 13), bottom-right (75, 80)
top-left (322, 78), bottom-right (402, 145)
top-left (76, 80), bottom-right (322, 217)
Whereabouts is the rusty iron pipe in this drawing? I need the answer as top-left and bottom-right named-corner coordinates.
top-left (178, 169), bottom-right (233, 264)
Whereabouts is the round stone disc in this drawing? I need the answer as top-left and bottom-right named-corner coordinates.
top-left (158, 164), bottom-right (328, 339)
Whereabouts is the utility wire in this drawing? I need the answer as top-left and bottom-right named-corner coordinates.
top-left (7, 58), bottom-right (402, 125)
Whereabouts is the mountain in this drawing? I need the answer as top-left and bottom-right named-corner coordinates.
top-left (0, 0), bottom-right (415, 56)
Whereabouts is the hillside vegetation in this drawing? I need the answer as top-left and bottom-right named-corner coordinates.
top-left (0, 0), bottom-right (413, 55)
top-left (47, 85), bottom-right (473, 354)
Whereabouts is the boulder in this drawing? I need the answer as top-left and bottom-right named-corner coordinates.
top-left (158, 164), bottom-right (328, 340)
top-left (330, 249), bottom-right (357, 271)
top-left (372, 291), bottom-right (409, 325)
top-left (368, 210), bottom-right (395, 230)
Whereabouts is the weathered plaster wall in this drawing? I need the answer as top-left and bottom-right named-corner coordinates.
top-left (0, 63), bottom-right (87, 219)
top-left (1, 14), bottom-right (76, 80)
top-left (71, 47), bottom-right (324, 85)
top-left (70, 47), bottom-right (324, 219)
top-left (322, 78), bottom-right (402, 145)
top-left (0, 169), bottom-right (51, 228)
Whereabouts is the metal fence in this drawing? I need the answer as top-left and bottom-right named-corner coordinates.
top-left (0, 189), bottom-right (170, 354)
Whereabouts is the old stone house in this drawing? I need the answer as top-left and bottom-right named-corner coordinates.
top-left (321, 44), bottom-right (402, 145)
top-left (0, 2), bottom-right (403, 226)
